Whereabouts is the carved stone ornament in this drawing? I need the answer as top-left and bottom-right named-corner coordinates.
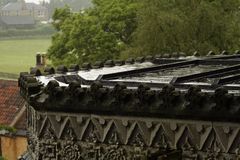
top-left (39, 142), bottom-right (58, 160)
top-left (107, 130), bottom-right (120, 145)
top-left (84, 124), bottom-right (99, 143)
top-left (103, 145), bottom-right (127, 160)
top-left (59, 141), bottom-right (82, 160)
top-left (154, 132), bottom-right (169, 149)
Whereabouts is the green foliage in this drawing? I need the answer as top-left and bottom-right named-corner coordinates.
top-left (48, 1), bottom-right (139, 65)
top-left (48, 0), bottom-right (240, 65)
top-left (92, 0), bottom-right (139, 43)
top-left (0, 156), bottom-right (5, 160)
top-left (52, 7), bottom-right (72, 31)
top-left (0, 125), bottom-right (16, 133)
top-left (130, 0), bottom-right (240, 57)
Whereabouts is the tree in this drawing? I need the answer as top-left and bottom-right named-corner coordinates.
top-left (48, 0), bottom-right (139, 65)
top-left (129, 0), bottom-right (240, 57)
top-left (48, 0), bottom-right (240, 65)
top-left (91, 0), bottom-right (139, 43)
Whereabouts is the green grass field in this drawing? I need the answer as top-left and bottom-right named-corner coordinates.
top-left (0, 38), bottom-right (51, 74)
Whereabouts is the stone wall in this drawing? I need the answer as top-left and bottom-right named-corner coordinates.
top-left (18, 55), bottom-right (240, 159)
top-left (26, 105), bottom-right (240, 160)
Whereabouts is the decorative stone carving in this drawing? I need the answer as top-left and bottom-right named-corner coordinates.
top-left (81, 144), bottom-right (103, 160)
top-left (153, 131), bottom-right (169, 149)
top-left (128, 125), bottom-right (145, 147)
top-left (107, 130), bottom-right (120, 145)
top-left (25, 106), bottom-right (240, 160)
top-left (103, 145), bottom-right (127, 160)
top-left (59, 141), bottom-right (82, 160)
top-left (130, 147), bottom-right (148, 160)
top-left (39, 142), bottom-right (58, 160)
top-left (43, 128), bottom-right (56, 141)
top-left (131, 132), bottom-right (145, 147)
top-left (206, 137), bottom-right (222, 159)
top-left (83, 122), bottom-right (99, 143)
top-left (60, 123), bottom-right (77, 141)
top-left (27, 133), bottom-right (37, 153)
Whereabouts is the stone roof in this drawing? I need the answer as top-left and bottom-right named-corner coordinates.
top-left (19, 51), bottom-right (240, 160)
top-left (1, 2), bottom-right (23, 11)
top-left (0, 16), bottom-right (35, 25)
top-left (18, 51), bottom-right (240, 123)
top-left (0, 79), bottom-right (26, 130)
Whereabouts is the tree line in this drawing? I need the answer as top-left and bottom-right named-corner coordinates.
top-left (47, 0), bottom-right (240, 65)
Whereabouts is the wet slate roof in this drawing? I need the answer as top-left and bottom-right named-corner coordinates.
top-left (28, 53), bottom-right (240, 92)
top-left (18, 52), bottom-right (240, 123)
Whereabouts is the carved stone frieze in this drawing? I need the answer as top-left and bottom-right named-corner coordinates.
top-left (102, 145), bottom-right (126, 160)
top-left (26, 106), bottom-right (240, 159)
top-left (59, 140), bottom-right (82, 160)
top-left (39, 141), bottom-right (58, 160)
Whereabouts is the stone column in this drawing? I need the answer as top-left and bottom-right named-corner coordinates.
top-left (36, 53), bottom-right (42, 67)
top-left (41, 53), bottom-right (47, 66)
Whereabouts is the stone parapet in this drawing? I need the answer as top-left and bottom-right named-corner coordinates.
top-left (26, 105), bottom-right (240, 159)
top-left (19, 76), bottom-right (240, 123)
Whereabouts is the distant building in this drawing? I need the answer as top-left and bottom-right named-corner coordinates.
top-left (0, 0), bottom-right (49, 22)
top-left (0, 15), bottom-right (35, 28)
top-left (0, 80), bottom-right (27, 160)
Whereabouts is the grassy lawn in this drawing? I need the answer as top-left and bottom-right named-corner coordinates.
top-left (0, 38), bottom-right (51, 74)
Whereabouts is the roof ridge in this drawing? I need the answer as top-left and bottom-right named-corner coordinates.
top-left (10, 104), bottom-right (26, 128)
